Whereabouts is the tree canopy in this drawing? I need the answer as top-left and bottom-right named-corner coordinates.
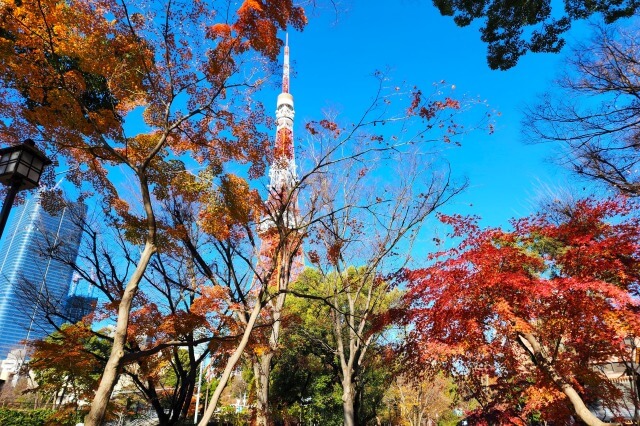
top-left (0, 0), bottom-right (306, 423)
top-left (0, 1), bottom-right (496, 424)
top-left (431, 0), bottom-right (639, 69)
top-left (404, 197), bottom-right (640, 425)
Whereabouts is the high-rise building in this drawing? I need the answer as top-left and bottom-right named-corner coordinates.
top-left (63, 293), bottom-right (98, 324)
top-left (60, 272), bottom-right (97, 324)
top-left (0, 193), bottom-right (85, 360)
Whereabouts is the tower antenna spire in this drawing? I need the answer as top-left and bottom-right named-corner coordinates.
top-left (282, 33), bottom-right (290, 94)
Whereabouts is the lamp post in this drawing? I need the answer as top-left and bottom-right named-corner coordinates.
top-left (0, 139), bottom-right (52, 239)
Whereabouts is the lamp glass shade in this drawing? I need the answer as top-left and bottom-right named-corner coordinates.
top-left (16, 163), bottom-right (29, 177)
top-left (32, 157), bottom-right (43, 170)
top-left (0, 140), bottom-right (51, 190)
top-left (21, 151), bottom-right (33, 164)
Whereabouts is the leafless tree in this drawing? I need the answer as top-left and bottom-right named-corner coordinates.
top-left (525, 22), bottom-right (640, 196)
top-left (294, 148), bottom-right (462, 426)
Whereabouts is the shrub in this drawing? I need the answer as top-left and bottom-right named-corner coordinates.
top-left (0, 408), bottom-right (55, 426)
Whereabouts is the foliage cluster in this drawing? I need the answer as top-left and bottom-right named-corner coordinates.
top-left (0, 408), bottom-right (55, 426)
top-left (404, 197), bottom-right (640, 425)
top-left (432, 0), bottom-right (638, 69)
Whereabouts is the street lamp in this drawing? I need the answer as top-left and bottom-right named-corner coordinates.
top-left (0, 139), bottom-right (52, 238)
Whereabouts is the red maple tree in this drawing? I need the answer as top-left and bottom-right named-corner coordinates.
top-left (404, 198), bottom-right (640, 425)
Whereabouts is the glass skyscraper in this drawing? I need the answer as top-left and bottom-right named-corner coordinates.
top-left (0, 193), bottom-right (85, 360)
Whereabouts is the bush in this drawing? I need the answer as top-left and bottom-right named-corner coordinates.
top-left (0, 408), bottom-right (55, 426)
top-left (44, 406), bottom-right (84, 426)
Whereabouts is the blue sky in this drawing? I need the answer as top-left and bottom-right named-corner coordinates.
top-left (0, 1), bottom-right (622, 310)
top-left (1, 2), bottom-right (603, 258)
top-left (285, 1), bottom-right (597, 228)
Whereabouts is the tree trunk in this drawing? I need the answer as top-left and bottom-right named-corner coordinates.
top-left (560, 383), bottom-right (609, 426)
top-left (519, 333), bottom-right (614, 426)
top-left (146, 379), bottom-right (170, 426)
top-left (57, 385), bottom-right (66, 409)
top-left (156, 408), bottom-right (170, 426)
top-left (176, 365), bottom-right (198, 422)
top-left (342, 378), bottom-right (356, 426)
top-left (632, 372), bottom-right (640, 424)
top-left (253, 353), bottom-right (274, 426)
top-left (198, 296), bottom-right (265, 426)
top-left (251, 252), bottom-right (290, 426)
top-left (84, 242), bottom-right (156, 426)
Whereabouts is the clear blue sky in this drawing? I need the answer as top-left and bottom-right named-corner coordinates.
top-left (6, 2), bottom-right (599, 240)
top-left (285, 1), bottom-right (597, 228)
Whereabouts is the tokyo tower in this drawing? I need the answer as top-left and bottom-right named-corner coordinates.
top-left (257, 35), bottom-right (304, 286)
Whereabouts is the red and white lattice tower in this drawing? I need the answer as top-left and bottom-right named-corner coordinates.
top-left (258, 35), bottom-right (304, 285)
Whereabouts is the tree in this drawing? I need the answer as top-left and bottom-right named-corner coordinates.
top-left (431, 0), bottom-right (638, 70)
top-left (0, 1), bottom-right (305, 424)
top-left (269, 80), bottom-right (490, 426)
top-left (22, 207), bottom-right (228, 425)
top-left (525, 23), bottom-right (640, 196)
top-left (22, 169), bottom-right (304, 426)
top-left (300, 129), bottom-right (468, 426)
top-left (265, 297), bottom-right (345, 426)
top-left (29, 324), bottom-right (109, 411)
top-left (27, 324), bottom-right (112, 424)
top-left (383, 373), bottom-right (455, 426)
top-left (269, 273), bottom-right (394, 426)
top-left (291, 269), bottom-right (402, 426)
top-left (188, 149), bottom-right (307, 426)
top-left (404, 198), bottom-right (640, 425)
top-left (243, 74), bottom-right (490, 426)
top-left (275, 126), bottom-right (469, 426)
